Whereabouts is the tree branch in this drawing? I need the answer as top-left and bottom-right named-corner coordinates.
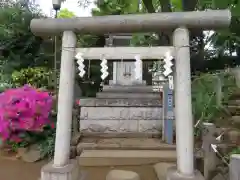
top-left (182, 0), bottom-right (198, 11)
top-left (141, 0), bottom-right (155, 13)
top-left (158, 0), bottom-right (172, 12)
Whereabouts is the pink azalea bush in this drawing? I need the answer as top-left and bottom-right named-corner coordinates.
top-left (0, 85), bottom-right (53, 143)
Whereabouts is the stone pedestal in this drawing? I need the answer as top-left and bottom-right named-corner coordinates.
top-left (79, 85), bottom-right (163, 134)
top-left (41, 159), bottom-right (86, 180)
top-left (166, 166), bottom-right (205, 180)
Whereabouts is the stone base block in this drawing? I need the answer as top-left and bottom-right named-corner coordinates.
top-left (80, 106), bottom-right (163, 133)
top-left (79, 98), bottom-right (162, 107)
top-left (166, 166), bottom-right (205, 180)
top-left (80, 107), bottom-right (162, 121)
top-left (96, 92), bottom-right (160, 99)
top-left (41, 159), bottom-right (85, 180)
top-left (102, 84), bottom-right (150, 93)
top-left (109, 80), bottom-right (146, 86)
top-left (80, 119), bottom-right (162, 133)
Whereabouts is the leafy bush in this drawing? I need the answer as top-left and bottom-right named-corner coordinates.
top-left (0, 85), bottom-right (54, 144)
top-left (192, 72), bottom-right (237, 137)
top-left (38, 131), bottom-right (55, 159)
top-left (192, 73), bottom-right (220, 123)
top-left (0, 82), bottom-right (14, 93)
top-left (12, 67), bottom-right (53, 89)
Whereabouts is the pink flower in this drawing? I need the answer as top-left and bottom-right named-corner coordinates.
top-left (75, 99), bottom-right (80, 105)
top-left (0, 85), bottom-right (54, 143)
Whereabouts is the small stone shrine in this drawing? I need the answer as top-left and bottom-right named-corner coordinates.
top-left (79, 34), bottom-right (163, 134)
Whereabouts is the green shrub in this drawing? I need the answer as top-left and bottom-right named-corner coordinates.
top-left (0, 82), bottom-right (14, 93)
top-left (192, 72), bottom-right (237, 137)
top-left (12, 67), bottom-right (54, 89)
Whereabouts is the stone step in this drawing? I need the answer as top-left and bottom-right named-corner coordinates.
top-left (231, 116), bottom-right (240, 124)
top-left (227, 105), bottom-right (240, 115)
top-left (80, 107), bottom-right (163, 133)
top-left (81, 132), bottom-right (161, 138)
top-left (102, 85), bottom-right (154, 93)
top-left (96, 92), bottom-right (160, 99)
top-left (224, 100), bottom-right (240, 106)
top-left (76, 138), bottom-right (175, 155)
top-left (228, 90), bottom-right (240, 100)
top-left (79, 150), bottom-right (176, 166)
top-left (79, 98), bottom-right (162, 107)
top-left (80, 107), bottom-right (163, 121)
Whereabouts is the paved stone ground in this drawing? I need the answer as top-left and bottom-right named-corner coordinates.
top-left (0, 157), bottom-right (46, 180)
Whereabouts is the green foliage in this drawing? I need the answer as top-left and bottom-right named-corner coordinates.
top-left (171, 0), bottom-right (182, 11)
top-left (38, 130), bottom-right (56, 159)
top-left (192, 72), bottom-right (237, 137)
top-left (58, 8), bottom-right (76, 18)
top-left (92, 0), bottom-right (139, 15)
top-left (0, 0), bottom-right (48, 74)
top-left (12, 67), bottom-right (53, 89)
top-left (192, 73), bottom-right (221, 123)
top-left (0, 82), bottom-right (14, 93)
top-left (224, 147), bottom-right (240, 161)
top-left (130, 33), bottom-right (159, 46)
top-left (197, 0), bottom-right (240, 55)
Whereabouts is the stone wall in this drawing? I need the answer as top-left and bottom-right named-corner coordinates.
top-left (80, 107), bottom-right (165, 133)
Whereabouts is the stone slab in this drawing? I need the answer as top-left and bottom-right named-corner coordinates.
top-left (76, 138), bottom-right (176, 153)
top-left (80, 119), bottom-right (162, 133)
top-left (102, 85), bottom-right (153, 93)
top-left (79, 150), bottom-right (177, 166)
top-left (79, 98), bottom-right (162, 107)
top-left (80, 107), bottom-right (163, 121)
top-left (106, 170), bottom-right (140, 180)
top-left (80, 132), bottom-right (161, 138)
top-left (96, 92), bottom-right (160, 99)
top-left (166, 166), bottom-right (204, 180)
top-left (109, 80), bottom-right (146, 86)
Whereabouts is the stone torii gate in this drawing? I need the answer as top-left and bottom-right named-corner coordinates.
top-left (30, 10), bottom-right (231, 180)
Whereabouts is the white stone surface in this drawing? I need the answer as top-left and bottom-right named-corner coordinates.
top-left (54, 31), bottom-right (77, 166)
top-left (173, 27), bottom-right (194, 175)
top-left (80, 120), bottom-right (161, 133)
top-left (113, 61), bottom-right (140, 85)
top-left (80, 107), bottom-right (162, 120)
top-left (80, 107), bottom-right (163, 133)
top-left (106, 170), bottom-right (140, 180)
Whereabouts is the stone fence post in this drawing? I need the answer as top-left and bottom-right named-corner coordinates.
top-left (229, 154), bottom-right (240, 180)
top-left (202, 123), bottom-right (218, 180)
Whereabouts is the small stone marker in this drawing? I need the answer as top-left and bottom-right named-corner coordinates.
top-left (106, 170), bottom-right (140, 180)
top-left (230, 154), bottom-right (240, 180)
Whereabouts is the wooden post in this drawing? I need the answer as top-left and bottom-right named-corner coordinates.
top-left (230, 154), bottom-right (240, 180)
